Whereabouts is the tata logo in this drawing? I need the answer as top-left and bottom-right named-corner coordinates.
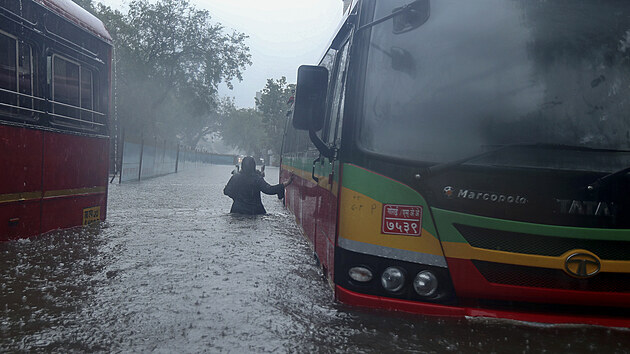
top-left (555, 199), bottom-right (616, 217)
top-left (564, 251), bottom-right (601, 278)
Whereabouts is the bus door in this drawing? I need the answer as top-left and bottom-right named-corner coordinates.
top-left (315, 36), bottom-right (352, 280)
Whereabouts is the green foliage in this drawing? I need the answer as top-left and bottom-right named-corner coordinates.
top-left (255, 77), bottom-right (295, 156)
top-left (220, 106), bottom-right (266, 157)
top-left (80, 0), bottom-right (251, 146)
top-left (72, 0), bottom-right (97, 14)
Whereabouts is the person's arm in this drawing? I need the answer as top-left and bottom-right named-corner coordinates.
top-left (224, 175), bottom-right (237, 198)
top-left (258, 176), bottom-right (286, 195)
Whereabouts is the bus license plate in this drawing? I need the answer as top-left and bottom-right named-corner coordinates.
top-left (82, 206), bottom-right (101, 226)
top-left (381, 204), bottom-right (422, 236)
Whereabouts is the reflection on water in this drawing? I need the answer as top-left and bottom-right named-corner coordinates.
top-left (1, 165), bottom-right (629, 352)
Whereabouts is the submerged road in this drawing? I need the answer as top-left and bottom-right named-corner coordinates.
top-left (1, 165), bottom-right (629, 352)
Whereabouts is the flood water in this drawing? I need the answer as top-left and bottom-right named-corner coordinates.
top-left (1, 165), bottom-right (629, 352)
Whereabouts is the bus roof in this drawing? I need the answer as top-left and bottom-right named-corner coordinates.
top-left (34, 0), bottom-right (112, 43)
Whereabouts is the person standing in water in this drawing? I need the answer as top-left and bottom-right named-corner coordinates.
top-left (223, 156), bottom-right (293, 215)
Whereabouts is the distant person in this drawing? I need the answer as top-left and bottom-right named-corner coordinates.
top-left (224, 156), bottom-right (293, 215)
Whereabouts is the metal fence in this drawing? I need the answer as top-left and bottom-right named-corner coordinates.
top-left (115, 135), bottom-right (236, 183)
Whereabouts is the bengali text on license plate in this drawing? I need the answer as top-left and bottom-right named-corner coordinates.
top-left (381, 204), bottom-right (422, 236)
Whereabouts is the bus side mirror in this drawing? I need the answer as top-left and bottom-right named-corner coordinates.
top-left (293, 65), bottom-right (328, 131)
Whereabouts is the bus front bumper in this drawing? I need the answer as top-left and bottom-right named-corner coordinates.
top-left (335, 285), bottom-right (630, 329)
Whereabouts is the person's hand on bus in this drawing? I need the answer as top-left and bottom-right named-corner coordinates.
top-left (283, 173), bottom-right (295, 187)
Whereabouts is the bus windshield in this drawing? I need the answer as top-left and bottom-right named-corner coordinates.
top-left (359, 0), bottom-right (630, 172)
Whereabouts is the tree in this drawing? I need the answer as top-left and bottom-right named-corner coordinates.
top-left (83, 0), bottom-right (252, 146)
top-left (72, 0), bottom-right (97, 14)
top-left (182, 96), bottom-right (235, 148)
top-left (255, 77), bottom-right (295, 156)
top-left (220, 107), bottom-right (266, 157)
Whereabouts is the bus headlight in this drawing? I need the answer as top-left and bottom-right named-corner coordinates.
top-left (413, 270), bottom-right (438, 297)
top-left (349, 266), bottom-right (373, 282)
top-left (381, 267), bottom-right (405, 292)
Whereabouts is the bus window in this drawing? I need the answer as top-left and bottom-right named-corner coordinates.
top-left (321, 49), bottom-right (337, 88)
top-left (52, 55), bottom-right (80, 120)
top-left (319, 48), bottom-right (337, 141)
top-left (0, 32), bottom-right (17, 108)
top-left (52, 55), bottom-right (99, 128)
top-left (297, 129), bottom-right (310, 153)
top-left (0, 0), bottom-right (19, 13)
top-left (326, 40), bottom-right (350, 147)
top-left (284, 115), bottom-right (297, 153)
top-left (80, 66), bottom-right (95, 122)
top-left (18, 42), bottom-right (33, 110)
top-left (0, 32), bottom-right (36, 119)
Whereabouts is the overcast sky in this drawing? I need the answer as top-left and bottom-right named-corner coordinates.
top-left (97, 0), bottom-right (344, 108)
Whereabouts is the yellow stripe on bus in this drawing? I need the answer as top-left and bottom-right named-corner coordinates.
top-left (339, 187), bottom-right (445, 257)
top-left (441, 241), bottom-right (630, 273)
top-left (281, 164), bottom-right (340, 196)
top-left (43, 186), bottom-right (106, 198)
top-left (0, 191), bottom-right (42, 204)
top-left (0, 186), bottom-right (106, 204)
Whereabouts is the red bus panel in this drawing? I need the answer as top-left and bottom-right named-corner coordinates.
top-left (41, 131), bottom-right (108, 234)
top-left (0, 125), bottom-right (43, 241)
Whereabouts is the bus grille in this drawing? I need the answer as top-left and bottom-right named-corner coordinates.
top-left (472, 260), bottom-right (630, 293)
top-left (455, 224), bottom-right (630, 261)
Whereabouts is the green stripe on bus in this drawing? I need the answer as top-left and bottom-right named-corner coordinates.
top-left (283, 156), bottom-right (312, 172)
top-left (341, 163), bottom-right (438, 236)
top-left (432, 207), bottom-right (630, 243)
top-left (342, 164), bottom-right (426, 205)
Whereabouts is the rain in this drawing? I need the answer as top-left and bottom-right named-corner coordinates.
top-left (2, 0), bottom-right (630, 351)
top-left (2, 166), bottom-right (629, 352)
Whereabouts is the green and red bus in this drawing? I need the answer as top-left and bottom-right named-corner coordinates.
top-left (0, 0), bottom-right (112, 240)
top-left (280, 0), bottom-right (630, 327)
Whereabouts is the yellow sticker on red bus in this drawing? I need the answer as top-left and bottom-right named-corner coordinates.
top-left (82, 206), bottom-right (101, 226)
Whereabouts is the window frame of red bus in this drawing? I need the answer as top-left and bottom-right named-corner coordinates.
top-left (48, 52), bottom-right (105, 132)
top-left (0, 3), bottom-right (110, 136)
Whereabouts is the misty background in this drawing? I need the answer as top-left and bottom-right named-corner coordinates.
top-left (73, 0), bottom-right (343, 162)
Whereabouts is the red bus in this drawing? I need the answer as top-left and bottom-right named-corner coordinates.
top-left (281, 0), bottom-right (630, 327)
top-left (0, 0), bottom-right (112, 241)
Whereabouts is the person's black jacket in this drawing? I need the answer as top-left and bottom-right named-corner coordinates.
top-left (223, 160), bottom-right (284, 215)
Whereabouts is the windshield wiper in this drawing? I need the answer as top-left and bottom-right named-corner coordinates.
top-left (417, 143), bottom-right (628, 182)
top-left (587, 166), bottom-right (630, 191)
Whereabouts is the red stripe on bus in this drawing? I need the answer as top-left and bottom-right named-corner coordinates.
top-left (335, 285), bottom-right (630, 328)
top-left (446, 257), bottom-right (630, 308)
